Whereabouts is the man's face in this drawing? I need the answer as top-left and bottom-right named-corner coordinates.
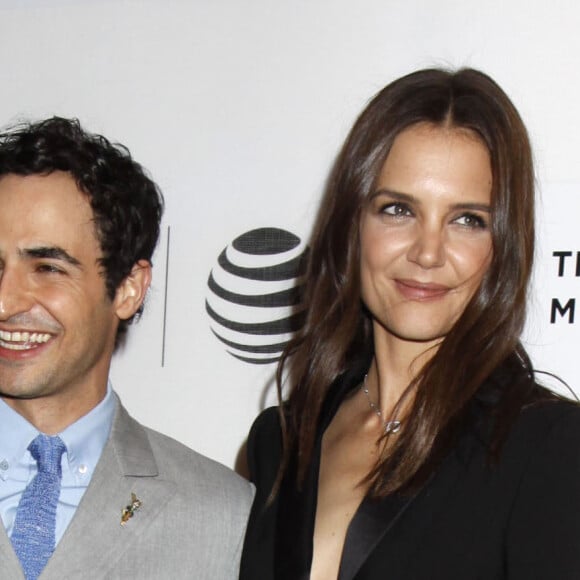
top-left (0, 172), bottom-right (133, 424)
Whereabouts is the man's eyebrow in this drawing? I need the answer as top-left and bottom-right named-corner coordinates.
top-left (21, 246), bottom-right (82, 267)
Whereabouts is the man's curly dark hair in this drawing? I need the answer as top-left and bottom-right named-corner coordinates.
top-left (0, 116), bottom-right (164, 340)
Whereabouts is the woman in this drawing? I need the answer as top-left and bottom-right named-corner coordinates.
top-left (240, 68), bottom-right (580, 579)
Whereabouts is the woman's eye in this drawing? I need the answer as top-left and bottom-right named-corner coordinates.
top-left (381, 202), bottom-right (412, 217)
top-left (454, 213), bottom-right (487, 229)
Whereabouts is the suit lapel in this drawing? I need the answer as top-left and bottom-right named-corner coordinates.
top-left (0, 523), bottom-right (25, 578)
top-left (41, 399), bottom-right (178, 579)
top-left (338, 492), bottom-right (414, 580)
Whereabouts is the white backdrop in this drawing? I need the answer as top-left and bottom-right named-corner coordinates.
top-left (0, 0), bottom-right (578, 469)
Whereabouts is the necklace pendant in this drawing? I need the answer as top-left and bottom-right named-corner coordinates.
top-left (384, 420), bottom-right (401, 434)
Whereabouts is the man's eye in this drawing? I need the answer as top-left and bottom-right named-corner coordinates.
top-left (36, 264), bottom-right (64, 274)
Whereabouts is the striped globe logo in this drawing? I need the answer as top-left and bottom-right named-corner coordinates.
top-left (206, 228), bottom-right (308, 364)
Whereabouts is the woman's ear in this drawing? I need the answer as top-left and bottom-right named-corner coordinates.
top-left (113, 260), bottom-right (152, 320)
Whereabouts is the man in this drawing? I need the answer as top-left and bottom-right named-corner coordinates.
top-left (0, 117), bottom-right (253, 579)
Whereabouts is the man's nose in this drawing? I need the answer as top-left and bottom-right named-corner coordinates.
top-left (0, 266), bottom-right (34, 320)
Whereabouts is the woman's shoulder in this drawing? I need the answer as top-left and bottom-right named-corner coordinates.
top-left (471, 380), bottom-right (580, 470)
top-left (502, 392), bottom-right (580, 575)
top-left (248, 406), bottom-right (283, 446)
top-left (522, 381), bottom-right (580, 417)
top-left (505, 389), bottom-right (580, 459)
top-left (519, 389), bottom-right (580, 432)
top-left (478, 364), bottom-right (580, 439)
top-left (246, 406), bottom-right (284, 486)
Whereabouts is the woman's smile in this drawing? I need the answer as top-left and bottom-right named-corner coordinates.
top-left (393, 279), bottom-right (451, 301)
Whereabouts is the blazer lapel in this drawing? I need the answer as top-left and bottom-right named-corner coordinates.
top-left (0, 523), bottom-right (24, 578)
top-left (41, 399), bottom-right (178, 579)
top-left (338, 492), bottom-right (414, 580)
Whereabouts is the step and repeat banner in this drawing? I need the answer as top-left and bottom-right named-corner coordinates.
top-left (0, 0), bottom-right (578, 469)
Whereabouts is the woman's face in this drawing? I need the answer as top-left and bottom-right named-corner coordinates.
top-left (359, 122), bottom-right (493, 349)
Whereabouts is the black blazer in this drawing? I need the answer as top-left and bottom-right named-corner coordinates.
top-left (240, 364), bottom-right (580, 579)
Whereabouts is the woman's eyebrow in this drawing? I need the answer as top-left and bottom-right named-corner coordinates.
top-left (449, 203), bottom-right (491, 213)
top-left (370, 189), bottom-right (416, 203)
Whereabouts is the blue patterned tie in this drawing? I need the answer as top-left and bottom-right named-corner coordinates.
top-left (11, 434), bottom-right (66, 580)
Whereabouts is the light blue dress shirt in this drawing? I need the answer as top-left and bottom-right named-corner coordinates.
top-left (0, 384), bottom-right (116, 545)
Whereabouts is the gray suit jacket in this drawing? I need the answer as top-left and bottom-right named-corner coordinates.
top-left (0, 397), bottom-right (254, 579)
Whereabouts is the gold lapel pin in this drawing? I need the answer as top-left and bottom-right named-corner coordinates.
top-left (121, 492), bottom-right (142, 526)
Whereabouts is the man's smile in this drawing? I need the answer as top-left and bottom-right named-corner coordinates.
top-left (0, 330), bottom-right (52, 350)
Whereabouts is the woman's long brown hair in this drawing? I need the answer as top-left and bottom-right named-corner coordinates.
top-left (276, 68), bottom-right (536, 496)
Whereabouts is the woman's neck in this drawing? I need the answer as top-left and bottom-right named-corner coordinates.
top-left (369, 327), bottom-right (442, 418)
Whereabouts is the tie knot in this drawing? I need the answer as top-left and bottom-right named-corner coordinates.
top-left (28, 434), bottom-right (66, 476)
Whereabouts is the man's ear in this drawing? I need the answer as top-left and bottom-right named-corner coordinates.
top-left (113, 260), bottom-right (152, 320)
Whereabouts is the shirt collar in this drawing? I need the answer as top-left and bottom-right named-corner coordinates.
top-left (0, 383), bottom-right (116, 482)
top-left (0, 398), bottom-right (38, 480)
top-left (59, 383), bottom-right (116, 481)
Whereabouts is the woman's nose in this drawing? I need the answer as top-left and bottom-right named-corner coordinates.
top-left (406, 225), bottom-right (446, 269)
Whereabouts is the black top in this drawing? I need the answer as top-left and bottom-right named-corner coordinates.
top-left (240, 363), bottom-right (580, 579)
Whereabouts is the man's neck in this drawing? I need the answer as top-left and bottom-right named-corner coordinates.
top-left (1, 388), bottom-right (108, 434)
